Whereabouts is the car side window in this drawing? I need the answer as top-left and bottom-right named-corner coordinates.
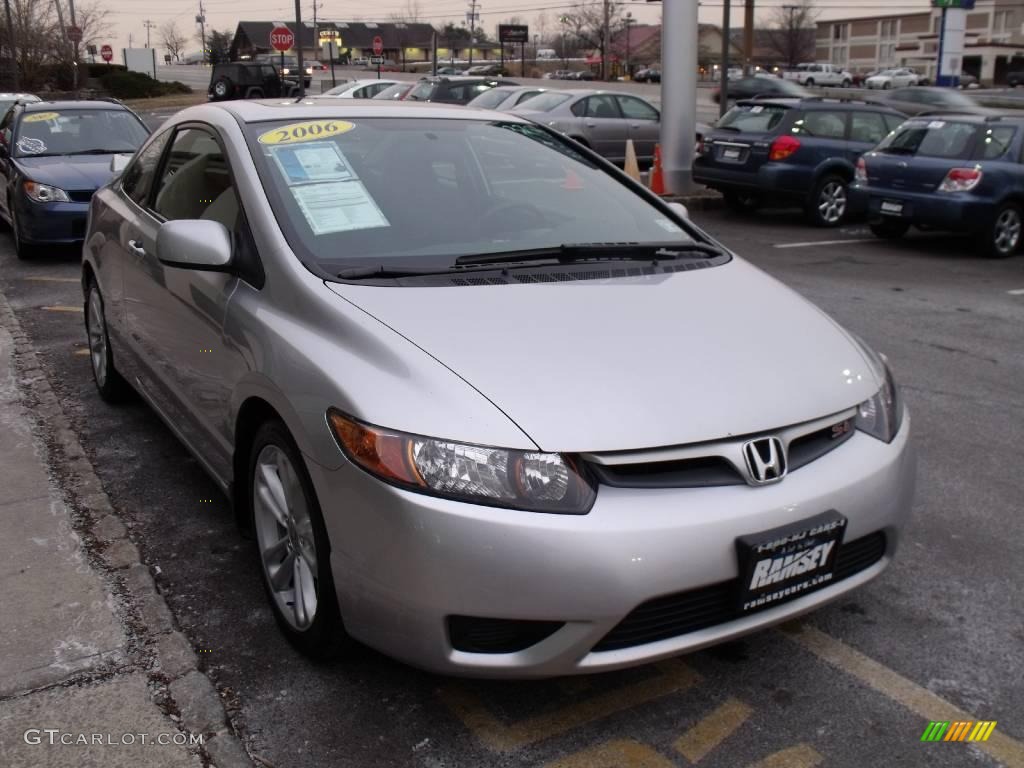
top-left (151, 127), bottom-right (237, 228)
top-left (617, 96), bottom-right (659, 121)
top-left (850, 112), bottom-right (887, 144)
top-left (0, 108), bottom-right (14, 150)
top-left (980, 126), bottom-right (1016, 160)
top-left (882, 113), bottom-right (904, 133)
top-left (794, 110), bottom-right (847, 139)
top-left (121, 130), bottom-right (172, 207)
top-left (585, 95), bottom-right (621, 119)
top-left (570, 99), bottom-right (586, 117)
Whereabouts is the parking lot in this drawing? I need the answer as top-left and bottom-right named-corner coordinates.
top-left (1, 193), bottom-right (1021, 767)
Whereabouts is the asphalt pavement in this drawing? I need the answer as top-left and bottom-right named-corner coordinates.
top-left (0, 196), bottom-right (1021, 766)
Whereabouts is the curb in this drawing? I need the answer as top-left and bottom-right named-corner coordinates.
top-left (0, 289), bottom-right (252, 768)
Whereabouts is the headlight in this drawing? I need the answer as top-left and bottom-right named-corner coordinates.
top-left (327, 410), bottom-right (596, 514)
top-left (854, 362), bottom-right (904, 443)
top-left (282, 67), bottom-right (291, 74)
top-left (24, 180), bottom-right (70, 203)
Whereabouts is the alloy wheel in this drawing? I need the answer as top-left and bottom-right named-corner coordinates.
top-left (994, 208), bottom-right (1021, 255)
top-left (87, 287), bottom-right (108, 387)
top-left (818, 181), bottom-right (847, 224)
top-left (253, 444), bottom-right (319, 631)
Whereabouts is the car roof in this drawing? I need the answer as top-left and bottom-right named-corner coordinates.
top-left (737, 97), bottom-right (902, 113)
top-left (905, 113), bottom-right (1024, 124)
top-left (22, 99), bottom-right (127, 111)
top-left (201, 99), bottom-right (537, 124)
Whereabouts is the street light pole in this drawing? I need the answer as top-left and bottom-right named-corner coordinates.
top-left (4, 0), bottom-right (17, 90)
top-left (661, 0), bottom-right (698, 193)
top-left (294, 0), bottom-right (305, 98)
top-left (720, 0), bottom-right (731, 118)
top-left (624, 12), bottom-right (632, 79)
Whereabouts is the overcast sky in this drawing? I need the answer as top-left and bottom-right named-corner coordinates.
top-left (100, 0), bottom-right (938, 59)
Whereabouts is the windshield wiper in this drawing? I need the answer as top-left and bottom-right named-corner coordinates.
top-left (454, 241), bottom-right (724, 267)
top-left (337, 264), bottom-right (461, 280)
top-left (68, 148), bottom-right (136, 155)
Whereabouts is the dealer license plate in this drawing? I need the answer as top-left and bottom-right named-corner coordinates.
top-left (736, 511), bottom-right (847, 614)
top-left (880, 200), bottom-right (904, 216)
top-left (722, 148), bottom-right (741, 160)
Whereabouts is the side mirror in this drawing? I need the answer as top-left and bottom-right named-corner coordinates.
top-left (156, 219), bottom-right (232, 271)
top-left (667, 201), bottom-right (690, 220)
top-left (109, 153), bottom-right (130, 175)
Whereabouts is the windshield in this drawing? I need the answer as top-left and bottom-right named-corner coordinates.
top-left (405, 82), bottom-right (436, 101)
top-left (15, 109), bottom-right (149, 157)
top-left (718, 104), bottom-right (788, 133)
top-left (876, 119), bottom-right (979, 159)
top-left (468, 88), bottom-right (514, 109)
top-left (372, 83), bottom-right (410, 100)
top-left (514, 92), bottom-right (570, 112)
top-left (244, 117), bottom-right (695, 273)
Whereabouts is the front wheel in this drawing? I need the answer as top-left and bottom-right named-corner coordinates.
top-left (85, 280), bottom-right (131, 402)
top-left (883, 82), bottom-right (891, 90)
top-left (841, 79), bottom-right (851, 88)
top-left (211, 78), bottom-right (231, 100)
top-left (870, 219), bottom-right (910, 239)
top-left (250, 420), bottom-right (344, 659)
top-left (807, 174), bottom-right (848, 227)
top-left (805, 78), bottom-right (815, 87)
top-left (981, 203), bottom-right (1022, 258)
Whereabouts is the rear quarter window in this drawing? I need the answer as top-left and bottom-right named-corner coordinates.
top-left (717, 104), bottom-right (788, 133)
top-left (979, 125), bottom-right (1016, 160)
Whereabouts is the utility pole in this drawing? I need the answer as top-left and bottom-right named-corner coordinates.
top-left (743, 0), bottom-right (754, 75)
top-left (294, 0), bottom-right (305, 97)
top-left (68, 0), bottom-right (78, 90)
top-left (601, 0), bottom-right (610, 80)
top-left (466, 0), bottom-right (479, 68)
top-left (311, 0), bottom-right (318, 57)
top-left (4, 0), bottom-right (17, 90)
top-left (624, 12), bottom-right (632, 79)
top-left (661, 0), bottom-right (698, 193)
top-left (196, 0), bottom-right (207, 64)
top-left (720, 0), bottom-right (731, 117)
top-left (144, 19), bottom-right (156, 48)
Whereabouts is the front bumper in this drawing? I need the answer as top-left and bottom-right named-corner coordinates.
top-left (307, 417), bottom-right (915, 678)
top-left (16, 198), bottom-right (90, 244)
top-left (851, 184), bottom-right (992, 230)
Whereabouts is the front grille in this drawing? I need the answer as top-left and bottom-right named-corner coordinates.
top-left (588, 455), bottom-right (745, 489)
top-left (68, 190), bottom-right (93, 203)
top-left (448, 616), bottom-right (564, 654)
top-left (592, 531), bottom-right (887, 653)
top-left (789, 418), bottom-right (855, 471)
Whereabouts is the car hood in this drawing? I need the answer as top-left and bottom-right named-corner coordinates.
top-left (326, 259), bottom-right (882, 453)
top-left (15, 154), bottom-right (129, 191)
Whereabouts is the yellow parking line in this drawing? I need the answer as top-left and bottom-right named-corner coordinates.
top-left (440, 658), bottom-right (700, 753)
top-left (675, 697), bottom-right (753, 763)
top-left (41, 305), bottom-right (83, 313)
top-left (544, 739), bottom-right (675, 768)
top-left (747, 744), bottom-right (823, 768)
top-left (784, 624), bottom-right (1024, 767)
top-left (23, 276), bottom-right (79, 283)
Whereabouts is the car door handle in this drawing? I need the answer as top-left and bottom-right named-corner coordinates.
top-left (585, 121), bottom-right (597, 127)
top-left (127, 239), bottom-right (146, 257)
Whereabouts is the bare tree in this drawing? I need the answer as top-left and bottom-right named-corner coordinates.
top-left (388, 0), bottom-right (422, 24)
top-left (562, 0), bottom-right (625, 80)
top-left (765, 0), bottom-right (818, 69)
top-left (73, 0), bottom-right (113, 50)
top-left (159, 19), bottom-right (186, 62)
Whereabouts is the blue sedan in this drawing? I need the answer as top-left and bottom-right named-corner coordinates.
top-left (0, 100), bottom-right (150, 259)
top-left (852, 114), bottom-right (1024, 258)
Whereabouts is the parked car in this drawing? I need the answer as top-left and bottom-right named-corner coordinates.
top-left (694, 98), bottom-right (906, 226)
top-left (1007, 71), bottom-right (1024, 88)
top-left (81, 98), bottom-right (914, 674)
top-left (404, 76), bottom-right (518, 105)
top-left (0, 100), bottom-right (150, 258)
top-left (633, 68), bottom-right (661, 83)
top-left (874, 87), bottom-right (988, 116)
top-left (568, 70), bottom-right (595, 81)
top-left (316, 79), bottom-right (402, 99)
top-left (435, 66), bottom-right (465, 76)
top-left (712, 76), bottom-right (810, 104)
top-left (371, 82), bottom-right (415, 100)
top-left (0, 92), bottom-right (40, 114)
top-left (958, 72), bottom-right (980, 89)
top-left (254, 53), bottom-right (314, 79)
top-left (465, 63), bottom-right (509, 77)
top-left (208, 62), bottom-right (303, 101)
top-left (783, 63), bottom-right (852, 88)
top-left (543, 69), bottom-right (575, 80)
top-left (465, 85), bottom-right (547, 111)
top-left (865, 68), bottom-right (921, 90)
top-left (308, 60), bottom-right (329, 71)
top-left (853, 114), bottom-right (1024, 257)
top-left (512, 89), bottom-right (707, 166)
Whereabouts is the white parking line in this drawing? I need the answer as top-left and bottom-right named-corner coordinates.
top-left (773, 239), bottom-right (877, 250)
top-left (1008, 288), bottom-right (1024, 295)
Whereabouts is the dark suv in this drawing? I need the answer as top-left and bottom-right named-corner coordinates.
top-left (404, 76), bottom-right (518, 105)
top-left (694, 98), bottom-right (907, 226)
top-left (208, 62), bottom-right (300, 101)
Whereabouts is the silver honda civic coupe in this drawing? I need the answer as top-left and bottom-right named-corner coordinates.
top-left (82, 100), bottom-right (915, 678)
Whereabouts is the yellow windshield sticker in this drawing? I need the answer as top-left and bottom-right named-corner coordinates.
top-left (258, 120), bottom-right (355, 145)
top-left (23, 111), bottom-right (60, 123)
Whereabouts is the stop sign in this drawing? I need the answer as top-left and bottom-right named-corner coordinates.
top-left (66, 25), bottom-right (82, 43)
top-left (372, 35), bottom-right (384, 56)
top-left (100, 44), bottom-right (113, 62)
top-left (269, 25), bottom-right (294, 53)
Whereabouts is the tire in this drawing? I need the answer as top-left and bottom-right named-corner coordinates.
top-left (724, 190), bottom-right (760, 214)
top-left (883, 82), bottom-right (891, 90)
top-left (11, 204), bottom-right (33, 260)
top-left (85, 279), bottom-right (132, 403)
top-left (805, 78), bottom-right (815, 87)
top-left (806, 174), bottom-right (849, 227)
top-left (870, 219), bottom-right (910, 240)
top-left (980, 203), bottom-right (1022, 259)
top-left (841, 79), bottom-right (851, 88)
top-left (211, 78), bottom-right (232, 100)
top-left (249, 419), bottom-right (344, 659)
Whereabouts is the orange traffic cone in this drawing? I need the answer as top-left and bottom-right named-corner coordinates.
top-left (623, 139), bottom-right (641, 182)
top-left (649, 144), bottom-right (666, 195)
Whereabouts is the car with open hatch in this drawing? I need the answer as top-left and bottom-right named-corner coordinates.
top-left (694, 97), bottom-right (906, 226)
top-left (0, 99), bottom-right (149, 258)
top-left (852, 114), bottom-right (1024, 257)
top-left (81, 99), bottom-right (915, 677)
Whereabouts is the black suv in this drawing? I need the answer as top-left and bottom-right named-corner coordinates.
top-left (208, 62), bottom-right (300, 101)
top-left (405, 76), bottom-right (518, 105)
top-left (694, 97), bottom-right (907, 226)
